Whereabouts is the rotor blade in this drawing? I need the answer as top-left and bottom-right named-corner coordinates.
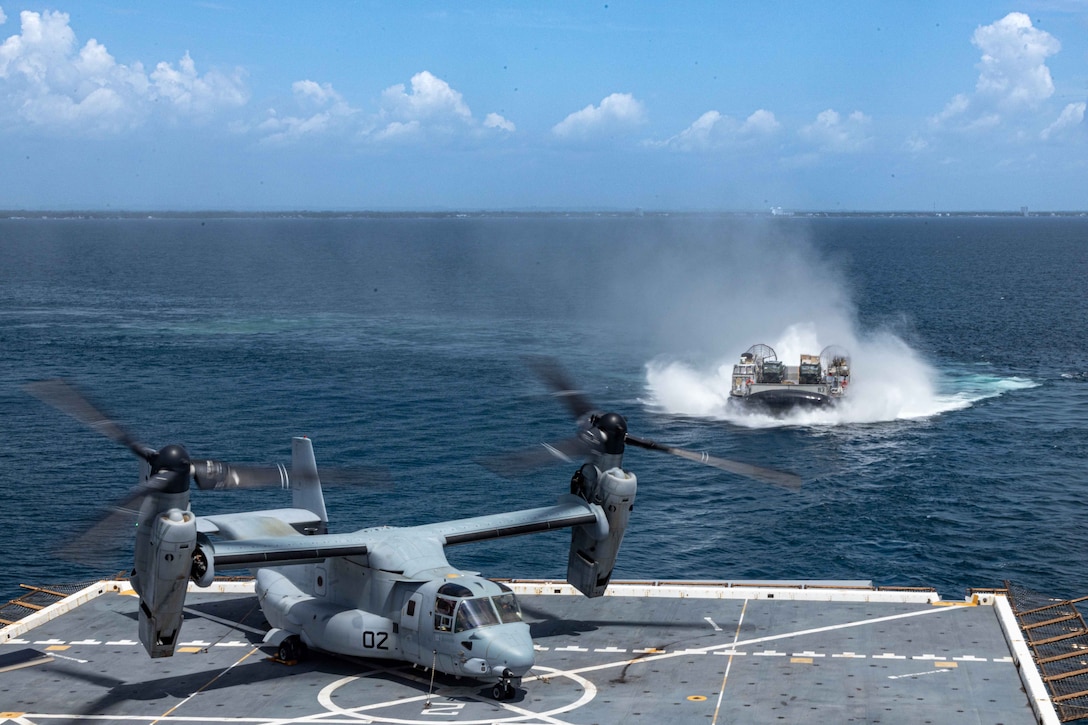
top-left (24, 379), bottom-right (154, 462)
top-left (191, 461), bottom-right (290, 490)
top-left (191, 460), bottom-right (393, 491)
top-left (480, 436), bottom-right (592, 476)
top-left (55, 477), bottom-right (171, 567)
top-left (314, 466), bottom-right (394, 488)
top-left (525, 356), bottom-right (597, 419)
top-left (625, 434), bottom-right (802, 490)
top-left (57, 502), bottom-right (139, 567)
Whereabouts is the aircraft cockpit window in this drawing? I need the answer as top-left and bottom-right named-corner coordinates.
top-left (434, 595), bottom-right (456, 631)
top-left (493, 592), bottom-right (522, 623)
top-left (454, 597), bottom-right (501, 633)
top-left (438, 582), bottom-right (473, 598)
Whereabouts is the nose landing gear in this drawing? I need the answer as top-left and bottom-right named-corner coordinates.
top-left (491, 669), bottom-right (518, 700)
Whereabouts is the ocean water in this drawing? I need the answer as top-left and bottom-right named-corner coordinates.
top-left (1, 214), bottom-right (1086, 601)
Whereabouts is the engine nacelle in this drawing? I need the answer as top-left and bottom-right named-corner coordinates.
top-left (567, 464), bottom-right (637, 597)
top-left (135, 508), bottom-right (197, 658)
top-left (191, 540), bottom-right (216, 588)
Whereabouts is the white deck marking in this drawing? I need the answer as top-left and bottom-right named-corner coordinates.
top-left (21, 631), bottom-right (1006, 669)
top-left (48, 652), bottom-right (89, 664)
top-left (181, 605), bottom-right (267, 637)
top-left (888, 668), bottom-right (953, 680)
top-left (552, 601), bottom-right (977, 684)
top-left (704, 616), bottom-right (722, 631)
top-left (314, 665), bottom-right (596, 725)
top-left (712, 598), bottom-right (749, 725)
top-left (150, 647), bottom-right (262, 723)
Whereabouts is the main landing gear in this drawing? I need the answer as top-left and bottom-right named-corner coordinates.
top-left (276, 634), bottom-right (307, 663)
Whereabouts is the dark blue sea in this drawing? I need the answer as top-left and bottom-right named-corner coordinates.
top-left (2, 214), bottom-right (1086, 601)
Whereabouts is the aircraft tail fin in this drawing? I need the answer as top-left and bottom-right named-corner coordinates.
top-left (291, 436), bottom-right (328, 527)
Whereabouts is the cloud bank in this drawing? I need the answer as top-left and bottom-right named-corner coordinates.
top-left (256, 70), bottom-right (515, 147)
top-left (0, 2), bottom-right (1083, 205)
top-left (0, 9), bottom-right (247, 134)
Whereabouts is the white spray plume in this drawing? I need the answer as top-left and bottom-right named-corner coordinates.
top-left (630, 219), bottom-right (1004, 427)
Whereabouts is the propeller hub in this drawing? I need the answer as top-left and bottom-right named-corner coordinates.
top-left (592, 412), bottom-right (628, 455)
top-left (152, 444), bottom-right (191, 475)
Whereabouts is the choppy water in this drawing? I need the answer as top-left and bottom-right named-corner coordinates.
top-left (1, 214), bottom-right (1086, 600)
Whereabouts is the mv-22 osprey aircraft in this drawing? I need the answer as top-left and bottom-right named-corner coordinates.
top-left (28, 367), bottom-right (799, 700)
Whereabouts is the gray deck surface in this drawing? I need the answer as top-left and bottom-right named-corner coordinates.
top-left (0, 587), bottom-right (1037, 724)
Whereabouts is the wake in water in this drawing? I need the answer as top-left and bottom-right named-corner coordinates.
top-left (643, 324), bottom-right (1037, 427)
top-left (572, 216), bottom-right (1038, 428)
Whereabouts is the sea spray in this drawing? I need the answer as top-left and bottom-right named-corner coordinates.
top-left (644, 333), bottom-right (1037, 427)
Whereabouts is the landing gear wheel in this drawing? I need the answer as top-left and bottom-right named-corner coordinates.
top-left (491, 681), bottom-right (515, 700)
top-left (277, 635), bottom-right (306, 662)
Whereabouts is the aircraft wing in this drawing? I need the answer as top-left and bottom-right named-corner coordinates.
top-left (202, 532), bottom-right (370, 570)
top-left (198, 509), bottom-right (325, 539)
top-left (201, 495), bottom-right (603, 570)
top-left (417, 494), bottom-right (603, 546)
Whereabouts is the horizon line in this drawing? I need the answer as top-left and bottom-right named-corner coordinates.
top-left (3, 208), bottom-right (1086, 218)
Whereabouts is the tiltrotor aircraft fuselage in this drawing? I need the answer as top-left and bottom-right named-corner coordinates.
top-left (29, 375), bottom-right (797, 701)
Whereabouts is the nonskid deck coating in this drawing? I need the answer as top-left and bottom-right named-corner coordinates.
top-left (0, 581), bottom-right (1050, 724)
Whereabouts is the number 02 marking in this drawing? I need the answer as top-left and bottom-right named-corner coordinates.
top-left (362, 630), bottom-right (389, 649)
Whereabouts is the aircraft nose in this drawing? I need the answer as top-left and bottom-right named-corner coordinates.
top-left (484, 624), bottom-right (535, 677)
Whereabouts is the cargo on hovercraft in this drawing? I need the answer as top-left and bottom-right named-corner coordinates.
top-left (730, 344), bottom-right (850, 410)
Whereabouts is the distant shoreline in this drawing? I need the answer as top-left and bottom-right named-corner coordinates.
top-left (2, 209), bottom-right (1086, 220)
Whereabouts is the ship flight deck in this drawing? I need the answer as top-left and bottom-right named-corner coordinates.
top-left (0, 579), bottom-right (1064, 724)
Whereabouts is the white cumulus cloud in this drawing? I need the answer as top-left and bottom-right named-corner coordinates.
top-left (930, 13), bottom-right (1062, 134)
top-left (484, 112), bottom-right (515, 133)
top-left (552, 92), bottom-right (645, 139)
top-left (800, 109), bottom-right (872, 153)
top-left (150, 51), bottom-right (247, 117)
top-left (654, 108), bottom-right (780, 151)
top-left (367, 70), bottom-right (514, 143)
top-left (973, 12), bottom-right (1059, 111)
top-left (0, 9), bottom-right (247, 135)
top-left (1041, 102), bottom-right (1086, 140)
top-left (381, 70), bottom-right (471, 123)
top-left (255, 70), bottom-right (514, 146)
top-left (291, 79), bottom-right (343, 107)
top-left (257, 80), bottom-right (359, 145)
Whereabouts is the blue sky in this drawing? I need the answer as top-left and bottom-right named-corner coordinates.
top-left (0, 2), bottom-right (1086, 211)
